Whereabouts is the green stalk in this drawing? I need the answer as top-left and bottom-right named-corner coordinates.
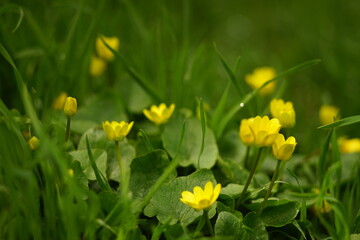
top-left (65, 117), bottom-right (71, 142)
top-left (204, 210), bottom-right (214, 237)
top-left (257, 159), bottom-right (282, 216)
top-left (115, 141), bottom-right (128, 198)
top-left (244, 146), bottom-right (250, 170)
top-left (237, 147), bottom-right (263, 207)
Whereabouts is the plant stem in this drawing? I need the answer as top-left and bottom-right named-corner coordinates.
top-left (257, 159), bottom-right (282, 216)
top-left (244, 145), bottom-right (250, 170)
top-left (204, 210), bottom-right (214, 237)
top-left (65, 117), bottom-right (70, 141)
top-left (237, 147), bottom-right (263, 207)
top-left (115, 141), bottom-right (128, 198)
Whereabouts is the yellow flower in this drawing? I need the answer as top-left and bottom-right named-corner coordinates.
top-left (63, 97), bottom-right (77, 118)
top-left (102, 121), bottom-right (134, 141)
top-left (272, 134), bottom-right (297, 161)
top-left (52, 92), bottom-right (68, 110)
top-left (319, 105), bottom-right (339, 125)
top-left (180, 181), bottom-right (221, 211)
top-left (247, 116), bottom-right (282, 147)
top-left (89, 55), bottom-right (107, 76)
top-left (96, 36), bottom-right (120, 61)
top-left (143, 103), bottom-right (175, 125)
top-left (28, 136), bottom-right (40, 150)
top-left (338, 137), bottom-right (360, 153)
top-left (245, 67), bottom-right (276, 95)
top-left (270, 98), bottom-right (296, 128)
top-left (239, 119), bottom-right (254, 145)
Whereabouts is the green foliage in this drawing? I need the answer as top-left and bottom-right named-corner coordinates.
top-left (162, 113), bottom-right (218, 169)
top-left (1, 0), bottom-right (360, 239)
top-left (144, 169), bottom-right (216, 226)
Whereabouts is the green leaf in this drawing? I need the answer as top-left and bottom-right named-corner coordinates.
top-left (69, 149), bottom-right (107, 181)
top-left (107, 141), bottom-right (136, 182)
top-left (239, 212), bottom-right (268, 240)
top-left (78, 127), bottom-right (108, 150)
top-left (318, 115), bottom-right (360, 129)
top-left (259, 200), bottom-right (300, 227)
top-left (71, 91), bottom-right (128, 134)
top-left (162, 113), bottom-right (218, 168)
top-left (215, 211), bottom-right (243, 238)
top-left (144, 169), bottom-right (217, 226)
top-left (129, 150), bottom-right (177, 201)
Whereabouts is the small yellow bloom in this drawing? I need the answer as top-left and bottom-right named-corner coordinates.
top-left (338, 137), bottom-right (360, 153)
top-left (63, 97), bottom-right (77, 118)
top-left (272, 134), bottom-right (297, 161)
top-left (102, 121), bottom-right (134, 141)
top-left (270, 99), bottom-right (296, 128)
top-left (68, 169), bottom-right (74, 177)
top-left (96, 36), bottom-right (120, 61)
top-left (89, 55), bottom-right (107, 76)
top-left (143, 103), bottom-right (175, 125)
top-left (245, 67), bottom-right (276, 95)
top-left (52, 92), bottom-right (68, 110)
top-left (319, 105), bottom-right (339, 125)
top-left (247, 116), bottom-right (282, 147)
top-left (239, 119), bottom-right (255, 145)
top-left (180, 181), bottom-right (221, 211)
top-left (312, 189), bottom-right (332, 214)
top-left (28, 136), bottom-right (40, 150)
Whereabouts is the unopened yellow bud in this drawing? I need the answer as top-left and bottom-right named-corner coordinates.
top-left (96, 36), bottom-right (120, 61)
top-left (28, 136), bottom-right (40, 150)
top-left (52, 92), bottom-right (68, 110)
top-left (63, 97), bottom-right (77, 118)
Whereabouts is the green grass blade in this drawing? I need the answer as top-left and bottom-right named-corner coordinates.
top-left (138, 129), bottom-right (154, 152)
top-left (197, 98), bottom-right (206, 169)
top-left (318, 115), bottom-right (360, 129)
top-left (287, 168), bottom-right (307, 222)
top-left (213, 43), bottom-right (246, 98)
top-left (216, 59), bottom-right (321, 138)
top-left (100, 37), bottom-right (162, 103)
top-left (318, 129), bottom-right (333, 187)
top-left (0, 4), bottom-right (24, 33)
top-left (211, 82), bottom-right (230, 134)
top-left (85, 136), bottom-right (111, 191)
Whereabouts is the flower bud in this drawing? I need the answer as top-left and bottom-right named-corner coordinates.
top-left (63, 97), bottom-right (77, 118)
top-left (272, 134), bottom-right (297, 161)
top-left (270, 98), bottom-right (296, 128)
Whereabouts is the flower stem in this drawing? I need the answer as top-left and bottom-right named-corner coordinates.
top-left (237, 147), bottom-right (263, 207)
top-left (115, 141), bottom-right (128, 199)
top-left (244, 146), bottom-right (250, 170)
top-left (65, 117), bottom-right (71, 142)
top-left (257, 159), bottom-right (282, 216)
top-left (204, 210), bottom-right (214, 237)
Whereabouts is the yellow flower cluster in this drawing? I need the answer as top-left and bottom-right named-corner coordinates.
top-left (143, 103), bottom-right (175, 125)
top-left (239, 115), bottom-right (297, 161)
top-left (180, 181), bottom-right (221, 211)
top-left (102, 121), bottom-right (134, 141)
top-left (245, 67), bottom-right (276, 95)
top-left (270, 99), bottom-right (296, 128)
top-left (90, 35), bottom-right (120, 77)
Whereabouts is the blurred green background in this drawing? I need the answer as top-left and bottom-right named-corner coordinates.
top-left (1, 0), bottom-right (359, 150)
